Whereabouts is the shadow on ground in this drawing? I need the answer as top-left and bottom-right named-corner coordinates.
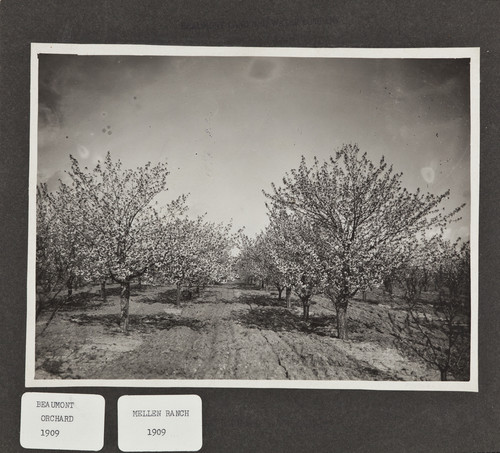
top-left (44, 292), bottom-right (104, 312)
top-left (194, 292), bottom-right (292, 307)
top-left (66, 313), bottom-right (206, 333)
top-left (234, 306), bottom-right (338, 338)
top-left (104, 284), bottom-right (144, 297)
top-left (237, 293), bottom-right (291, 308)
top-left (137, 288), bottom-right (179, 305)
top-left (43, 286), bottom-right (153, 314)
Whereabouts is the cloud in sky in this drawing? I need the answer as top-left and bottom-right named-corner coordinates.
top-left (37, 54), bottom-right (471, 239)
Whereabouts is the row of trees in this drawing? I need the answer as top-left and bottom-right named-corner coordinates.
top-left (237, 144), bottom-right (468, 344)
top-left (36, 153), bottom-right (236, 331)
top-left (36, 145), bottom-right (470, 379)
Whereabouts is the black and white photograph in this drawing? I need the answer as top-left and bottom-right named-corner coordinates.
top-left (27, 45), bottom-right (479, 390)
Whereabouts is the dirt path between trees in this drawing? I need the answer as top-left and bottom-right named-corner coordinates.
top-left (34, 283), bottom-right (439, 381)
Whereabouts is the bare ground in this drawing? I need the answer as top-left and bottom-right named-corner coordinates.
top-left (34, 283), bottom-right (440, 381)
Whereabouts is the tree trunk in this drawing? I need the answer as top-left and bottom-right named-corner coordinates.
top-left (120, 281), bottom-right (131, 332)
top-left (176, 283), bottom-right (182, 307)
top-left (277, 286), bottom-right (283, 300)
top-left (362, 290), bottom-right (367, 302)
top-left (261, 279), bottom-right (265, 290)
top-left (285, 287), bottom-right (292, 308)
top-left (301, 297), bottom-right (310, 321)
top-left (66, 276), bottom-right (74, 299)
top-left (336, 300), bottom-right (349, 340)
top-left (384, 278), bottom-right (393, 295)
top-left (440, 369), bottom-right (448, 381)
top-left (100, 280), bottom-right (106, 302)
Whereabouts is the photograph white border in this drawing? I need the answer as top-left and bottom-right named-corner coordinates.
top-left (26, 43), bottom-right (480, 391)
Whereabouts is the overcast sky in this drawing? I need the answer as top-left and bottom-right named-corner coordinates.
top-left (37, 54), bottom-right (471, 240)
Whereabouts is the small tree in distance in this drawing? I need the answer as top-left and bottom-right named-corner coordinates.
top-left (236, 209), bottom-right (326, 318)
top-left (241, 230), bottom-right (289, 299)
top-left (237, 234), bottom-right (271, 289)
top-left (265, 144), bottom-right (464, 339)
top-left (154, 216), bottom-right (236, 305)
top-left (266, 208), bottom-right (326, 319)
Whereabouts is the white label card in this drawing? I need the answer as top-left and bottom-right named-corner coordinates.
top-left (118, 395), bottom-right (202, 452)
top-left (20, 392), bottom-right (105, 451)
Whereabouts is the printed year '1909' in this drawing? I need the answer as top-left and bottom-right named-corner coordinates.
top-left (147, 428), bottom-right (166, 436)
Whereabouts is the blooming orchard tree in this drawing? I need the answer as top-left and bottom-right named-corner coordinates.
top-left (257, 232), bottom-right (288, 300)
top-left (236, 209), bottom-right (326, 317)
top-left (266, 208), bottom-right (326, 319)
top-left (390, 237), bottom-right (470, 380)
top-left (36, 183), bottom-right (97, 318)
top-left (154, 216), bottom-right (236, 305)
top-left (237, 233), bottom-right (267, 288)
top-left (237, 232), bottom-right (287, 295)
top-left (50, 153), bottom-right (185, 331)
top-left (265, 144), bottom-right (464, 339)
top-left (36, 184), bottom-right (67, 317)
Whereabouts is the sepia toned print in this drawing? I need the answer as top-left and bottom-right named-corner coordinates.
top-left (27, 45), bottom-right (479, 390)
